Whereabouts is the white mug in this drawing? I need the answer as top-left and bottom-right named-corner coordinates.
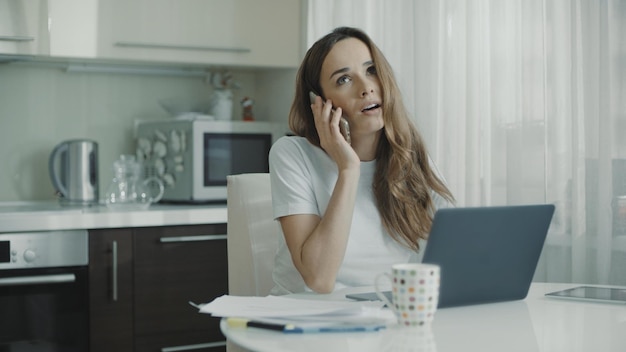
top-left (375, 263), bottom-right (440, 327)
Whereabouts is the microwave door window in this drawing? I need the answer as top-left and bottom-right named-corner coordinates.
top-left (204, 134), bottom-right (271, 186)
top-left (205, 138), bottom-right (231, 185)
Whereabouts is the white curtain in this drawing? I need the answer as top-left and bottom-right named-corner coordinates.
top-left (307, 0), bottom-right (626, 285)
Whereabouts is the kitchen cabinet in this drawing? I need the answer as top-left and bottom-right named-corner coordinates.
top-left (0, 0), bottom-right (48, 55)
top-left (1, 0), bottom-right (302, 68)
top-left (89, 223), bottom-right (228, 352)
top-left (133, 225), bottom-right (228, 351)
top-left (95, 0), bottom-right (302, 68)
top-left (89, 228), bottom-right (134, 351)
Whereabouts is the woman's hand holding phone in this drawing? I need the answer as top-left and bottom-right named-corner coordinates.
top-left (309, 91), bottom-right (359, 171)
top-left (309, 92), bottom-right (351, 145)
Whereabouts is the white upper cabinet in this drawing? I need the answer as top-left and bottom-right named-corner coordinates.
top-left (95, 0), bottom-right (302, 68)
top-left (1, 0), bottom-right (302, 69)
top-left (0, 0), bottom-right (49, 55)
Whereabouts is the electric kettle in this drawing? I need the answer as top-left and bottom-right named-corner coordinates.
top-left (48, 139), bottom-right (99, 205)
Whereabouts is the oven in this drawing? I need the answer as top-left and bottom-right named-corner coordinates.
top-left (0, 230), bottom-right (89, 352)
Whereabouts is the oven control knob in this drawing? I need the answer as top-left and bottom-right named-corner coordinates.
top-left (23, 249), bottom-right (37, 263)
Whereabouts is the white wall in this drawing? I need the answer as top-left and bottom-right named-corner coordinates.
top-left (0, 63), bottom-right (295, 201)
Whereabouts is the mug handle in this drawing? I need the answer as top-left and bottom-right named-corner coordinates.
top-left (374, 272), bottom-right (397, 316)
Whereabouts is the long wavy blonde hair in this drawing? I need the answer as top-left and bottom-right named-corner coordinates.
top-left (289, 27), bottom-right (455, 251)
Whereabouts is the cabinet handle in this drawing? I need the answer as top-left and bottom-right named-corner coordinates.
top-left (161, 341), bottom-right (226, 352)
top-left (159, 234), bottom-right (227, 243)
top-left (112, 240), bottom-right (118, 302)
top-left (115, 41), bottom-right (250, 53)
top-left (0, 36), bottom-right (35, 42)
top-left (0, 274), bottom-right (75, 286)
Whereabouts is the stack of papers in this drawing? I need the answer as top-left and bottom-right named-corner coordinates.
top-left (196, 295), bottom-right (394, 333)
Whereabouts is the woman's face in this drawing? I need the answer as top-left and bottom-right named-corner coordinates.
top-left (319, 38), bottom-right (384, 138)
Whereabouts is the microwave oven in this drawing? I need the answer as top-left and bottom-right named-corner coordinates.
top-left (135, 119), bottom-right (284, 202)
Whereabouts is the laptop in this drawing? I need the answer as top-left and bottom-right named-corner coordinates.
top-left (346, 204), bottom-right (555, 308)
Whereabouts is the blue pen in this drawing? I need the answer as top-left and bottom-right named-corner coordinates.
top-left (227, 317), bottom-right (386, 334)
top-left (227, 318), bottom-right (295, 332)
top-left (284, 325), bottom-right (387, 334)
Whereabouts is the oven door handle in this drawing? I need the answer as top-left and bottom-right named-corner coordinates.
top-left (0, 273), bottom-right (76, 286)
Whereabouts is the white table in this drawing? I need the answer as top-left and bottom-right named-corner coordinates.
top-left (221, 283), bottom-right (626, 352)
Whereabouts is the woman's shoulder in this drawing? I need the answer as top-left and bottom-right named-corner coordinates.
top-left (273, 135), bottom-right (307, 147)
top-left (270, 135), bottom-right (331, 170)
top-left (270, 135), bottom-right (317, 156)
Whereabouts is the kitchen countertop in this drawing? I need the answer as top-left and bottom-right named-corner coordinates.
top-left (0, 201), bottom-right (227, 233)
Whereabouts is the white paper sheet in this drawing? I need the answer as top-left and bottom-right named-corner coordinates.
top-left (196, 295), bottom-right (397, 333)
top-left (199, 295), bottom-right (385, 318)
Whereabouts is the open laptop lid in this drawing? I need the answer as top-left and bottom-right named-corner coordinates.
top-left (423, 204), bottom-right (555, 308)
top-left (346, 204), bottom-right (555, 308)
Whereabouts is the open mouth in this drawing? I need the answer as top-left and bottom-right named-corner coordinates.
top-left (361, 103), bottom-right (381, 112)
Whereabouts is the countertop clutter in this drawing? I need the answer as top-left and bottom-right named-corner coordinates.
top-left (0, 201), bottom-right (227, 233)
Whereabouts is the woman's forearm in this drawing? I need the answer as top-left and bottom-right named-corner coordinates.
top-left (283, 168), bottom-right (360, 293)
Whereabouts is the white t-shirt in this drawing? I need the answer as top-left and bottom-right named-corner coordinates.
top-left (268, 136), bottom-right (450, 295)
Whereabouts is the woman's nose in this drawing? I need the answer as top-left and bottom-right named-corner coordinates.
top-left (356, 76), bottom-right (376, 97)
top-left (361, 87), bottom-right (374, 97)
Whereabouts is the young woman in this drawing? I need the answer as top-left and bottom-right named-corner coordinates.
top-left (269, 27), bottom-right (454, 295)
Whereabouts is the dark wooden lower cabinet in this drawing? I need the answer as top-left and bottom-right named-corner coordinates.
top-left (89, 224), bottom-right (228, 352)
top-left (89, 228), bottom-right (134, 352)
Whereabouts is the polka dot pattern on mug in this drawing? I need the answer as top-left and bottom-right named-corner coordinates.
top-left (391, 264), bottom-right (440, 326)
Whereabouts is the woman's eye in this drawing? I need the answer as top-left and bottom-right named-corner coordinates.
top-left (337, 76), bottom-right (351, 85)
top-left (367, 65), bottom-right (377, 75)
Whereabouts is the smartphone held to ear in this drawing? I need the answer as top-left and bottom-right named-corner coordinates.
top-left (338, 118), bottom-right (351, 145)
top-left (309, 91), bottom-right (351, 145)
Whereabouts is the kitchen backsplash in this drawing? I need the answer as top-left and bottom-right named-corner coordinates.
top-left (0, 63), bottom-right (295, 202)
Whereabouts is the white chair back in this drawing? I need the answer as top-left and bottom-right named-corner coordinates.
top-left (227, 173), bottom-right (280, 296)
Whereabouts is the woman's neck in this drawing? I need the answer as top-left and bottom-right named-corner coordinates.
top-left (351, 131), bottom-right (381, 161)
